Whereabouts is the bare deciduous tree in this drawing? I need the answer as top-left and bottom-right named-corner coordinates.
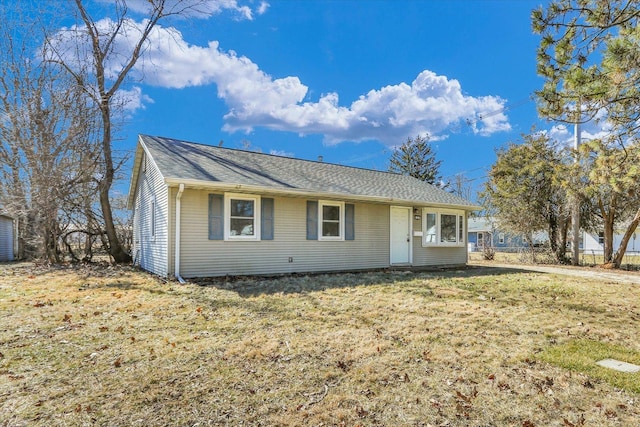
top-left (3, 0), bottom-right (247, 262)
top-left (37, 0), bottom-right (220, 263)
top-left (0, 3), bottom-right (100, 261)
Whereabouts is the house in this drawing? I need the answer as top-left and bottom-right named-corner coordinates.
top-left (467, 217), bottom-right (493, 251)
top-left (467, 217), bottom-right (546, 252)
top-left (583, 230), bottom-right (639, 256)
top-left (127, 135), bottom-right (479, 278)
top-left (0, 214), bottom-right (15, 262)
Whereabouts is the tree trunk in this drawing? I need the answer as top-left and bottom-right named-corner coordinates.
top-left (523, 234), bottom-right (536, 263)
top-left (603, 214), bottom-right (615, 263)
top-left (548, 215), bottom-right (559, 256)
top-left (555, 216), bottom-right (570, 264)
top-left (99, 182), bottom-right (130, 263)
top-left (596, 194), bottom-right (617, 264)
top-left (98, 102), bottom-right (131, 263)
top-left (612, 207), bottom-right (640, 268)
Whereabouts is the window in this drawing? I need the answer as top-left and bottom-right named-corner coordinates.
top-left (598, 231), bottom-right (605, 245)
top-left (498, 233), bottom-right (505, 244)
top-left (224, 193), bottom-right (260, 240)
top-left (319, 201), bottom-right (344, 240)
top-left (421, 209), bottom-right (465, 247)
top-left (306, 201), bottom-right (354, 241)
top-left (150, 197), bottom-right (156, 241)
top-left (209, 194), bottom-right (273, 241)
top-left (440, 214), bottom-right (457, 243)
top-left (230, 199), bottom-right (255, 236)
top-left (425, 213), bottom-right (437, 243)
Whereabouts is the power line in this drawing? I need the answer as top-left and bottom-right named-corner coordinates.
top-left (464, 95), bottom-right (534, 129)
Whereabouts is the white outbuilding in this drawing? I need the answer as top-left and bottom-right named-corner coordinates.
top-left (0, 214), bottom-right (15, 262)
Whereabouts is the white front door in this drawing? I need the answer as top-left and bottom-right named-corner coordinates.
top-left (390, 206), bottom-right (411, 264)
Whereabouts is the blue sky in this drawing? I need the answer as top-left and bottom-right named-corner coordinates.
top-left (75, 0), bottom-right (557, 198)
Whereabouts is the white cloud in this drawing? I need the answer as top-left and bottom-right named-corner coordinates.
top-left (547, 124), bottom-right (571, 143)
top-left (257, 1), bottom-right (270, 15)
top-left (545, 112), bottom-right (617, 148)
top-left (49, 18), bottom-right (511, 146)
top-left (222, 68), bottom-right (510, 145)
top-left (135, 23), bottom-right (510, 144)
top-left (121, 0), bottom-right (255, 20)
top-left (113, 86), bottom-right (154, 116)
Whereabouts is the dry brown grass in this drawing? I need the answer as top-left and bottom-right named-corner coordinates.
top-left (469, 250), bottom-right (640, 269)
top-left (1, 262), bottom-right (640, 426)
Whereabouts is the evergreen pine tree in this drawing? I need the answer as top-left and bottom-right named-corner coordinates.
top-left (388, 135), bottom-right (442, 185)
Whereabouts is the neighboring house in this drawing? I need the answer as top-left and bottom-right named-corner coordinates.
top-left (467, 217), bottom-right (493, 251)
top-left (0, 214), bottom-right (15, 262)
top-left (127, 135), bottom-right (479, 278)
top-left (583, 230), bottom-right (639, 255)
top-left (467, 217), bottom-right (545, 252)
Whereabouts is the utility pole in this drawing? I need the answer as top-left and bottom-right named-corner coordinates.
top-left (571, 107), bottom-right (581, 265)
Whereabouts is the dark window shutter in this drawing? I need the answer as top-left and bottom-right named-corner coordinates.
top-left (261, 198), bottom-right (274, 240)
top-left (208, 194), bottom-right (224, 240)
top-left (306, 200), bottom-right (318, 240)
top-left (345, 203), bottom-right (355, 240)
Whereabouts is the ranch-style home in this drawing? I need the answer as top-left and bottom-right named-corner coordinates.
top-left (127, 135), bottom-right (479, 279)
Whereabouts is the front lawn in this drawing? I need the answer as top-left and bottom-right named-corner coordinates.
top-left (1, 263), bottom-right (639, 426)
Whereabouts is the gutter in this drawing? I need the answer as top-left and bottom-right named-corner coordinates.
top-left (174, 183), bottom-right (185, 284)
top-left (164, 178), bottom-right (481, 211)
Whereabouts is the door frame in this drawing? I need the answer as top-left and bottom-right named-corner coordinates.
top-left (389, 206), bottom-right (412, 265)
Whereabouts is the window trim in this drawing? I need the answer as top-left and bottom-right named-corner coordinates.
top-left (421, 208), bottom-right (466, 247)
top-left (150, 196), bottom-right (156, 241)
top-left (224, 193), bottom-right (261, 241)
top-left (318, 200), bottom-right (345, 241)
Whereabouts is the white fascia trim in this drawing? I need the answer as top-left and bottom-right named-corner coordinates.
top-left (127, 137), bottom-right (167, 209)
top-left (164, 178), bottom-right (480, 211)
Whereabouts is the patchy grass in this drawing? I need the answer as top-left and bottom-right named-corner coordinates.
top-left (538, 340), bottom-right (640, 394)
top-left (1, 263), bottom-right (640, 426)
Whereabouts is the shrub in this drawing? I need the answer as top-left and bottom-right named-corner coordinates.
top-left (483, 245), bottom-right (496, 260)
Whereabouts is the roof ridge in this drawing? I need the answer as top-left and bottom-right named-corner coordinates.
top-left (141, 134), bottom-right (405, 177)
top-left (137, 134), bottom-right (479, 209)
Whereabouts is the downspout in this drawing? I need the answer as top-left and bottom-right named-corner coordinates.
top-left (175, 184), bottom-right (185, 283)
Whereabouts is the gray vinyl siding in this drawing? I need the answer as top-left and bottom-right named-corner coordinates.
top-left (411, 214), bottom-right (468, 267)
top-left (129, 137), bottom-right (478, 277)
top-left (0, 216), bottom-right (13, 261)
top-left (132, 153), bottom-right (169, 277)
top-left (174, 190), bottom-right (390, 277)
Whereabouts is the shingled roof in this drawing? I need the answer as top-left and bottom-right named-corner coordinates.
top-left (129, 135), bottom-right (478, 210)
